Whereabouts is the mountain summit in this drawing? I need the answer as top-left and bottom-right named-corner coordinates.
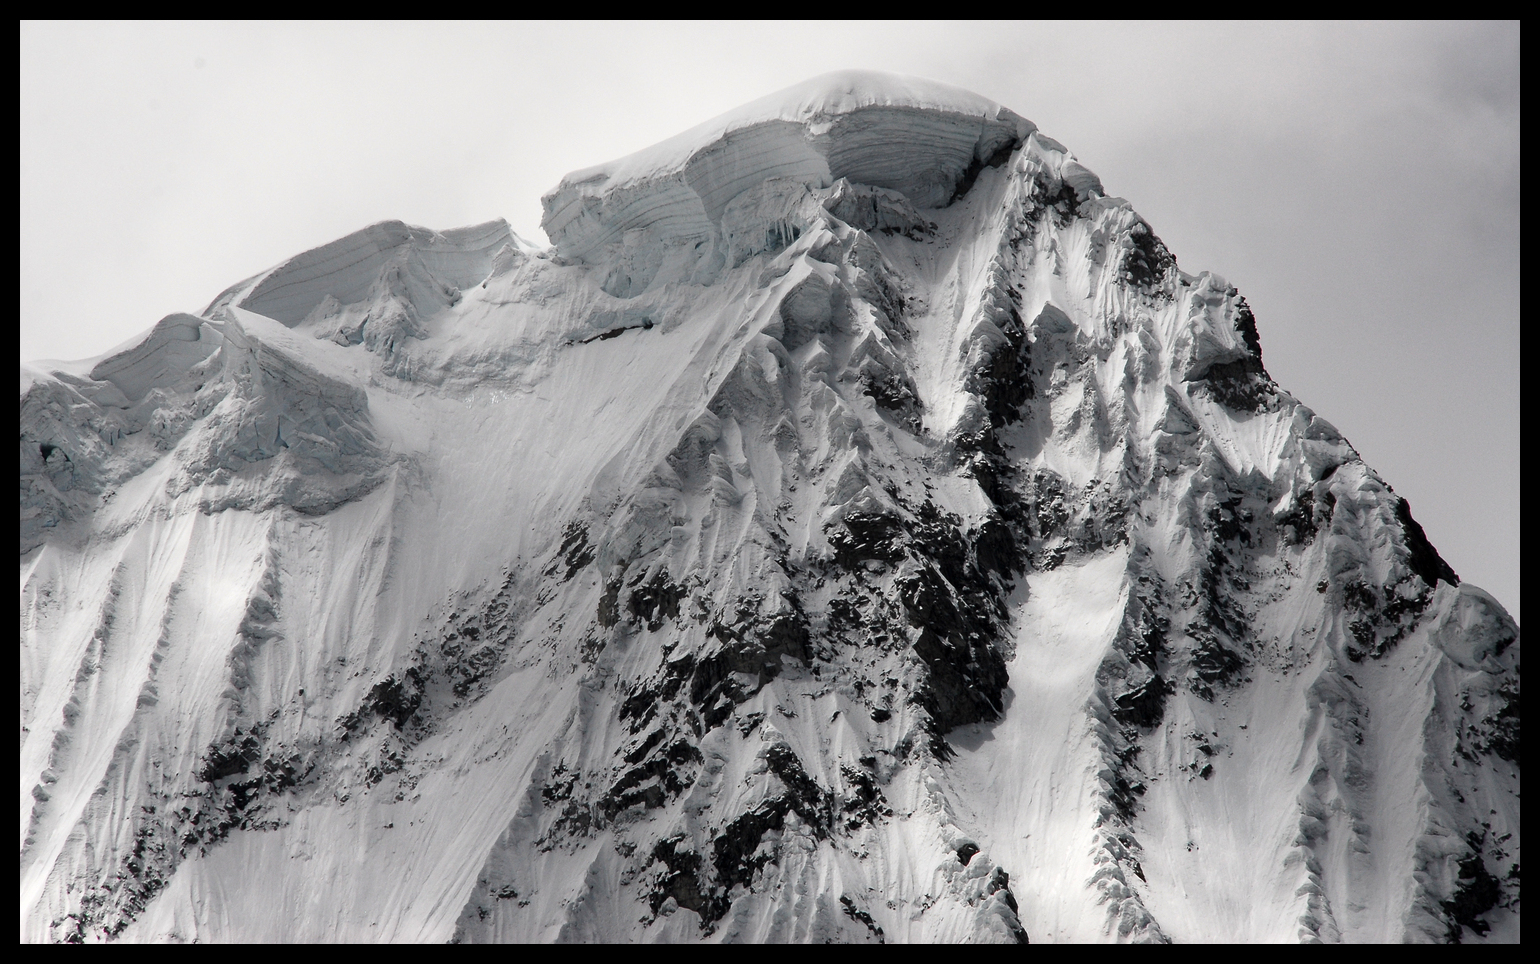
top-left (20, 71), bottom-right (1519, 943)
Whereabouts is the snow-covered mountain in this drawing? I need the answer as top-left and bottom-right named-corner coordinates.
top-left (19, 71), bottom-right (1519, 943)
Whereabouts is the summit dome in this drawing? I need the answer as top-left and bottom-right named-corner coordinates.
top-left (541, 71), bottom-right (1034, 264)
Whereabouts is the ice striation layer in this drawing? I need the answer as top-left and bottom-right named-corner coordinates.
top-left (541, 71), bottom-right (1036, 297)
top-left (19, 71), bottom-right (1519, 943)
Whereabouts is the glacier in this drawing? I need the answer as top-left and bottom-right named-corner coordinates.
top-left (19, 71), bottom-right (1519, 943)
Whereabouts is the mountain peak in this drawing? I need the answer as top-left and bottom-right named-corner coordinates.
top-left (541, 71), bottom-right (1035, 264)
top-left (20, 72), bottom-right (1518, 944)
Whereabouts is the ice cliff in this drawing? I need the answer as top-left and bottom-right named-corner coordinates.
top-left (19, 71), bottom-right (1520, 943)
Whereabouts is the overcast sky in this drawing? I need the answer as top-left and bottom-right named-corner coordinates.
top-left (19, 21), bottom-right (1519, 619)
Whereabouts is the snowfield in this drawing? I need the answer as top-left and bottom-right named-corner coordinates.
top-left (20, 71), bottom-right (1519, 943)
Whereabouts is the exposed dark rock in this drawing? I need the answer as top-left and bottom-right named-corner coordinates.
top-left (1233, 296), bottom-right (1263, 361)
top-left (839, 894), bottom-right (886, 942)
top-left (198, 731), bottom-right (263, 784)
top-left (711, 805), bottom-right (787, 908)
top-left (909, 502), bottom-right (972, 587)
top-left (1477, 678), bottom-right (1520, 764)
top-left (649, 836), bottom-right (711, 916)
top-left (949, 137), bottom-right (1020, 205)
top-left (1120, 220), bottom-right (1176, 292)
top-left (1207, 492), bottom-right (1254, 547)
top-left (601, 743), bottom-right (698, 821)
top-left (1068, 482), bottom-right (1130, 554)
top-left (972, 514), bottom-right (1020, 582)
top-left (339, 670), bottom-right (425, 732)
top-left (987, 867), bottom-right (1030, 943)
top-left (821, 493), bottom-right (1018, 748)
top-left (1114, 677), bottom-right (1171, 729)
top-left (1198, 358), bottom-right (1277, 413)
top-left (77, 715), bottom-right (321, 939)
top-left (1125, 586), bottom-right (1169, 673)
top-left (1108, 761), bottom-right (1148, 822)
top-left (1380, 577), bottom-right (1433, 628)
top-left (1395, 497), bottom-right (1459, 588)
top-left (1025, 168), bottom-right (1082, 227)
top-left (619, 650), bottom-right (732, 736)
top-left (910, 627), bottom-right (1007, 737)
top-left (762, 744), bottom-right (831, 826)
top-left (1188, 628), bottom-right (1245, 698)
top-left (541, 763), bottom-right (577, 803)
top-left (970, 307), bottom-right (1031, 432)
top-left (952, 300), bottom-right (1031, 546)
top-left (681, 746), bottom-right (835, 928)
top-left (1275, 490), bottom-right (1318, 546)
top-left (597, 575), bottom-right (623, 628)
top-left (757, 600), bottom-right (812, 664)
top-left (1337, 573), bottom-right (1432, 662)
top-left (579, 323), bottom-right (649, 344)
top-left (839, 763), bottom-right (891, 829)
top-left (861, 371), bottom-right (921, 423)
top-left (363, 739), bottom-right (407, 788)
top-left (607, 593), bottom-right (821, 824)
top-left (639, 741), bottom-right (845, 929)
top-left (1444, 832), bottom-right (1503, 941)
top-left (829, 512), bottom-right (907, 568)
top-left (623, 728), bottom-right (667, 766)
top-left (1022, 470), bottom-right (1070, 542)
top-left (627, 568), bottom-right (686, 631)
top-left (557, 522), bottom-right (595, 580)
top-left (736, 711), bottom-right (764, 737)
top-left (1198, 538), bottom-right (1251, 644)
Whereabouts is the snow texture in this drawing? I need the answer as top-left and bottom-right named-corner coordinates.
top-left (20, 71), bottom-right (1519, 944)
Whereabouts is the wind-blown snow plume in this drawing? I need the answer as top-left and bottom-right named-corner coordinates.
top-left (20, 71), bottom-right (1518, 943)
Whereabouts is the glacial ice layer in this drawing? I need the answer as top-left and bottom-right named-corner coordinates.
top-left (541, 71), bottom-right (1041, 296)
top-left (20, 71), bottom-right (1519, 944)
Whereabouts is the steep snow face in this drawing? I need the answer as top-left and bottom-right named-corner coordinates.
top-left (20, 74), bottom-right (1519, 944)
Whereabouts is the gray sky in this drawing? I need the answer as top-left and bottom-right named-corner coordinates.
top-left (19, 21), bottom-right (1519, 620)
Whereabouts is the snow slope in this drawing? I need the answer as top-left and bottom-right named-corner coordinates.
top-left (20, 71), bottom-right (1519, 943)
